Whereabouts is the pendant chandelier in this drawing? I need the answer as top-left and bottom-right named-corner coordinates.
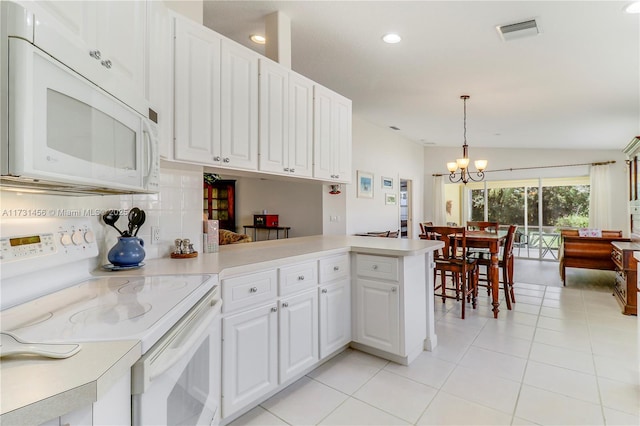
top-left (447, 95), bottom-right (487, 184)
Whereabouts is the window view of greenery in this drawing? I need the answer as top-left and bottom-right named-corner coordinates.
top-left (471, 185), bottom-right (590, 229)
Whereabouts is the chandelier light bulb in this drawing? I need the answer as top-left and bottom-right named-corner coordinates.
top-left (456, 158), bottom-right (470, 169)
top-left (447, 162), bottom-right (458, 173)
top-left (475, 159), bottom-right (488, 171)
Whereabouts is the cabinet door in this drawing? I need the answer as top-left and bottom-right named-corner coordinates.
top-left (288, 72), bottom-right (314, 177)
top-left (259, 59), bottom-right (289, 175)
top-left (279, 290), bottom-right (319, 383)
top-left (93, 1), bottom-right (146, 107)
top-left (333, 93), bottom-right (352, 182)
top-left (174, 18), bottom-right (221, 165)
top-left (221, 40), bottom-right (259, 170)
top-left (313, 85), bottom-right (334, 181)
top-left (355, 279), bottom-right (400, 355)
top-left (319, 279), bottom-right (351, 358)
top-left (222, 304), bottom-right (278, 417)
top-left (146, 1), bottom-right (174, 159)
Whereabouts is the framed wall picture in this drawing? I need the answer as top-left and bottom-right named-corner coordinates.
top-left (357, 171), bottom-right (374, 198)
top-left (385, 193), bottom-right (397, 205)
top-left (381, 176), bottom-right (394, 190)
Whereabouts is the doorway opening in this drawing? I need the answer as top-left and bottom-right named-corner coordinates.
top-left (400, 179), bottom-right (412, 239)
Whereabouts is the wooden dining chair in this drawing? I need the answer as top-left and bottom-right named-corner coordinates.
top-left (423, 226), bottom-right (479, 319)
top-left (475, 224), bottom-right (517, 310)
top-left (419, 222), bottom-right (433, 236)
top-left (466, 221), bottom-right (499, 259)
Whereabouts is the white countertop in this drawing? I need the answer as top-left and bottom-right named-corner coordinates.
top-left (93, 235), bottom-right (444, 279)
top-left (2, 235), bottom-right (442, 423)
top-left (0, 340), bottom-right (140, 425)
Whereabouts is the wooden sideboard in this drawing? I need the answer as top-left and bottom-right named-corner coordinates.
top-left (611, 241), bottom-right (638, 315)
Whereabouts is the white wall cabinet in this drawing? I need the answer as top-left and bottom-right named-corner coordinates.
top-left (278, 289), bottom-right (319, 383)
top-left (222, 303), bottom-right (278, 417)
top-left (173, 17), bottom-right (221, 165)
top-left (31, 1), bottom-right (147, 114)
top-left (353, 253), bottom-right (427, 365)
top-left (259, 59), bottom-right (313, 177)
top-left (313, 85), bottom-right (352, 183)
top-left (173, 18), bottom-right (258, 170)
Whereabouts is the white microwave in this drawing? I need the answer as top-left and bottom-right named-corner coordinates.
top-left (1, 37), bottom-right (159, 195)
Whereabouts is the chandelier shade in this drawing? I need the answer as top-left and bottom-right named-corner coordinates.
top-left (447, 95), bottom-right (487, 184)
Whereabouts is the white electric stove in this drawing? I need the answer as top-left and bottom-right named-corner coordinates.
top-left (1, 217), bottom-right (222, 425)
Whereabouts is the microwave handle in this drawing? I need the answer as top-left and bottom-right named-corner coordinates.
top-left (142, 121), bottom-right (154, 178)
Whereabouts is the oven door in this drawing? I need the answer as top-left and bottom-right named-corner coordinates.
top-left (132, 289), bottom-right (222, 426)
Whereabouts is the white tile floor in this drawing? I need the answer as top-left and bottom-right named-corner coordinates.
top-left (229, 263), bottom-right (639, 426)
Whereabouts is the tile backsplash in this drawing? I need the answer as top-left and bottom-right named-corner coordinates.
top-left (0, 163), bottom-right (204, 266)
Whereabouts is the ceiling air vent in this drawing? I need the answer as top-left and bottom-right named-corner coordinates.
top-left (496, 18), bottom-right (541, 41)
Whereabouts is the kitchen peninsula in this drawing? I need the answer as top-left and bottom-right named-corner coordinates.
top-left (1, 235), bottom-right (442, 425)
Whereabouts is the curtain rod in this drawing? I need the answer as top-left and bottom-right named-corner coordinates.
top-left (432, 160), bottom-right (616, 177)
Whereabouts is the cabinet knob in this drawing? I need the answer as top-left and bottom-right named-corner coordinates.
top-left (213, 156), bottom-right (221, 161)
top-left (271, 306), bottom-right (278, 312)
top-left (298, 275), bottom-right (305, 281)
top-left (290, 168), bottom-right (295, 173)
top-left (282, 302), bottom-right (289, 308)
top-left (372, 265), bottom-right (378, 270)
top-left (321, 288), bottom-right (328, 293)
top-left (333, 266), bottom-right (340, 271)
top-left (335, 174), bottom-right (339, 179)
top-left (223, 157), bottom-right (230, 163)
top-left (284, 167), bottom-right (289, 172)
top-left (101, 59), bottom-right (112, 69)
top-left (249, 287), bottom-right (258, 293)
top-left (89, 50), bottom-right (101, 60)
top-left (392, 287), bottom-right (397, 293)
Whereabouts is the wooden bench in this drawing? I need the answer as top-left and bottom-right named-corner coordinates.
top-left (559, 229), bottom-right (630, 285)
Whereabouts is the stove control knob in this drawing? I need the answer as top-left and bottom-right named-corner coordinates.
top-left (60, 233), bottom-right (72, 246)
top-left (84, 230), bottom-right (95, 244)
top-left (72, 230), bottom-right (84, 245)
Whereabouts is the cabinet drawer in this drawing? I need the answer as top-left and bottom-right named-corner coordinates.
top-left (356, 254), bottom-right (399, 281)
top-left (318, 254), bottom-right (350, 283)
top-left (279, 261), bottom-right (318, 296)
top-left (222, 270), bottom-right (278, 313)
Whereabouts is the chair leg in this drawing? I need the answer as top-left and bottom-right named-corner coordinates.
top-left (471, 268), bottom-right (478, 309)
top-left (440, 271), bottom-right (447, 303)
top-left (502, 264), bottom-right (512, 310)
top-left (508, 257), bottom-right (516, 303)
top-left (461, 275), bottom-right (466, 319)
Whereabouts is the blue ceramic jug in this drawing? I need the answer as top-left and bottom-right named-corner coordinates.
top-left (108, 237), bottom-right (145, 266)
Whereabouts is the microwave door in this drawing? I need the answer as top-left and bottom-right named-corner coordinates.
top-left (8, 39), bottom-right (144, 191)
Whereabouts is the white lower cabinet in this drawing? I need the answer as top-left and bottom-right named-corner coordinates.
top-left (355, 279), bottom-right (400, 354)
top-left (319, 278), bottom-right (351, 358)
top-left (353, 253), bottom-right (427, 365)
top-left (278, 289), bottom-right (319, 383)
top-left (222, 303), bottom-right (278, 417)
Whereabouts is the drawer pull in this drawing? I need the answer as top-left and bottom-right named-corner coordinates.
top-left (372, 265), bottom-right (378, 270)
top-left (333, 266), bottom-right (340, 271)
top-left (282, 302), bottom-right (289, 308)
top-left (271, 306), bottom-right (278, 312)
top-left (321, 288), bottom-right (328, 293)
top-left (298, 275), bottom-right (305, 281)
top-left (89, 50), bottom-right (101, 59)
top-left (249, 287), bottom-right (258, 293)
top-left (392, 287), bottom-right (397, 293)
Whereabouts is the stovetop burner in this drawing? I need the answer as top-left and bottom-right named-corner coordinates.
top-left (0, 274), bottom-right (216, 353)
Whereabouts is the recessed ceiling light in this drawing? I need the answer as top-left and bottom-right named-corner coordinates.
top-left (625, 1), bottom-right (640, 13)
top-left (382, 33), bottom-right (402, 44)
top-left (250, 34), bottom-right (266, 44)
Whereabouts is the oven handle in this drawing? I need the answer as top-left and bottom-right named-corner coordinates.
top-left (148, 298), bottom-right (222, 382)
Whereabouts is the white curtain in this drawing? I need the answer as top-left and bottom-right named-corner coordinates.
top-left (433, 175), bottom-right (447, 225)
top-left (589, 163), bottom-right (611, 229)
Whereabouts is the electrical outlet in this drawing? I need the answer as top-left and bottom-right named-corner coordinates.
top-left (151, 226), bottom-right (161, 244)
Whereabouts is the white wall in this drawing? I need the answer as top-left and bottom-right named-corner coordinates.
top-left (227, 175), bottom-right (324, 239)
top-left (423, 146), bottom-right (629, 234)
top-left (346, 115), bottom-right (425, 237)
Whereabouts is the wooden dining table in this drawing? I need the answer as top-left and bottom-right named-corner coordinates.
top-left (451, 230), bottom-right (507, 318)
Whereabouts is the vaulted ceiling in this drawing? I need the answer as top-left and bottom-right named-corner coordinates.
top-left (203, 1), bottom-right (639, 151)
